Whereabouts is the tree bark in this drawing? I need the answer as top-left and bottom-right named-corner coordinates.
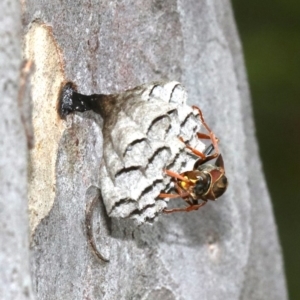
top-left (0, 1), bottom-right (34, 299)
top-left (0, 0), bottom-right (287, 299)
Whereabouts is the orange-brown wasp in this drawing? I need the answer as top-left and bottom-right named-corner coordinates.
top-left (159, 106), bottom-right (228, 213)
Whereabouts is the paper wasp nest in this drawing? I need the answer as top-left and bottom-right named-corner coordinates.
top-left (99, 81), bottom-right (205, 224)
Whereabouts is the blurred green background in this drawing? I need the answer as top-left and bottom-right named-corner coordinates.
top-left (231, 0), bottom-right (300, 298)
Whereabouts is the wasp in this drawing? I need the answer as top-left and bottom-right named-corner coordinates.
top-left (159, 106), bottom-right (228, 213)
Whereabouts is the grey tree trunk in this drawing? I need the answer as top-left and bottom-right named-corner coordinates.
top-left (1, 0), bottom-right (287, 299)
top-left (0, 1), bottom-right (34, 299)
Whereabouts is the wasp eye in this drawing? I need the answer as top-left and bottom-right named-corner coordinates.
top-left (213, 174), bottom-right (228, 198)
top-left (221, 176), bottom-right (228, 185)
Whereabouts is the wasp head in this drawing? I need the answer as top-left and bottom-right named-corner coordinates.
top-left (194, 154), bottom-right (228, 201)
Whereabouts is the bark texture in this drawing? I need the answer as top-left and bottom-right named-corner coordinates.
top-left (0, 1), bottom-right (34, 299)
top-left (10, 0), bottom-right (288, 299)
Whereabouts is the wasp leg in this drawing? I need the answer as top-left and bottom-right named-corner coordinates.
top-left (192, 105), bottom-right (213, 133)
top-left (159, 169), bottom-right (188, 198)
top-left (160, 168), bottom-right (197, 207)
top-left (159, 172), bottom-right (191, 201)
top-left (173, 182), bottom-right (193, 202)
top-left (160, 180), bottom-right (194, 210)
top-left (197, 133), bottom-right (220, 145)
top-left (159, 192), bottom-right (182, 199)
top-left (179, 134), bottom-right (214, 144)
top-left (182, 141), bottom-right (219, 166)
top-left (185, 143), bottom-right (207, 159)
top-left (178, 136), bottom-right (218, 165)
top-left (196, 132), bottom-right (211, 140)
top-left (159, 183), bottom-right (191, 200)
top-left (179, 136), bottom-right (206, 159)
top-left (163, 201), bottom-right (207, 214)
top-left (192, 105), bottom-right (219, 155)
top-left (163, 169), bottom-right (190, 183)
